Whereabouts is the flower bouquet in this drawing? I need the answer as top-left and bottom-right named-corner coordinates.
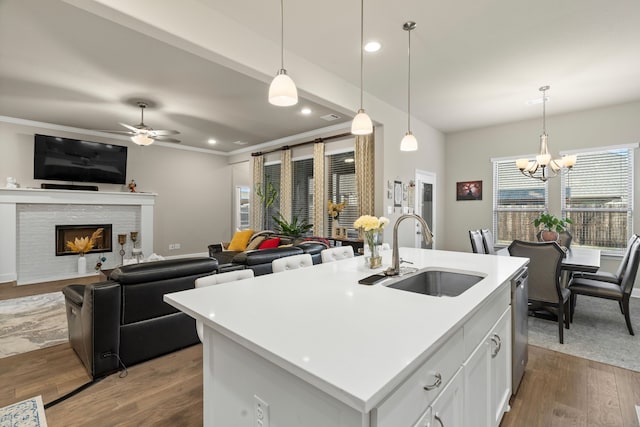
top-left (66, 228), bottom-right (104, 274)
top-left (353, 215), bottom-right (389, 269)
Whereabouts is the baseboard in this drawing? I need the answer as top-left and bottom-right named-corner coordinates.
top-left (632, 289), bottom-right (639, 299)
top-left (162, 251), bottom-right (210, 260)
top-left (0, 272), bottom-right (18, 284)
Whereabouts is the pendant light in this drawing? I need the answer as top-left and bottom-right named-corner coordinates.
top-left (400, 21), bottom-right (418, 151)
top-left (351, 0), bottom-right (373, 135)
top-left (268, 0), bottom-right (298, 107)
top-left (515, 86), bottom-right (577, 181)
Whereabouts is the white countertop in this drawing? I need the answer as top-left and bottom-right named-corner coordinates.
top-left (164, 248), bottom-right (527, 413)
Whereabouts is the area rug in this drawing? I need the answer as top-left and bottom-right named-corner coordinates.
top-left (0, 395), bottom-right (48, 427)
top-left (528, 295), bottom-right (639, 372)
top-left (0, 292), bottom-right (67, 359)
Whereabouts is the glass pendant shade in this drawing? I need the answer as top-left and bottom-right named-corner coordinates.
top-left (400, 132), bottom-right (418, 151)
top-left (351, 109), bottom-right (373, 135)
top-left (131, 134), bottom-right (154, 146)
top-left (269, 69), bottom-right (298, 106)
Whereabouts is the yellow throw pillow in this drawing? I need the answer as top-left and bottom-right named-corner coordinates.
top-left (227, 229), bottom-right (254, 251)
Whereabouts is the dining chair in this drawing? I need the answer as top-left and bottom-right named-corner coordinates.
top-left (508, 239), bottom-right (569, 343)
top-left (321, 246), bottom-right (355, 263)
top-left (469, 230), bottom-right (487, 254)
top-left (569, 238), bottom-right (640, 335)
top-left (535, 230), bottom-right (573, 248)
top-left (480, 229), bottom-right (496, 254)
top-left (194, 269), bottom-right (255, 341)
top-left (572, 234), bottom-right (638, 285)
top-left (272, 253), bottom-right (313, 273)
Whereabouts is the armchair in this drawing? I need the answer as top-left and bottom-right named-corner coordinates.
top-left (63, 257), bottom-right (218, 379)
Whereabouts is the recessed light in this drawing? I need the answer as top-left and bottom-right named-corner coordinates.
top-left (301, 107), bottom-right (312, 115)
top-left (208, 139), bottom-right (217, 145)
top-left (364, 41), bottom-right (381, 52)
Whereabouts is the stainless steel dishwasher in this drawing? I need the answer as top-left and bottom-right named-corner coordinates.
top-left (511, 267), bottom-right (528, 394)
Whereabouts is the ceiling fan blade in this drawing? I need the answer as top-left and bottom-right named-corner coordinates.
top-left (96, 130), bottom-right (136, 136)
top-left (149, 129), bottom-right (180, 136)
top-left (120, 123), bottom-right (140, 132)
top-left (153, 136), bottom-right (181, 143)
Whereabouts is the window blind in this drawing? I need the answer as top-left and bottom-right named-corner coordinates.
top-left (292, 158), bottom-right (314, 227)
top-left (493, 160), bottom-right (548, 243)
top-left (263, 163), bottom-right (281, 231)
top-left (327, 151), bottom-right (358, 234)
top-left (561, 147), bottom-right (634, 251)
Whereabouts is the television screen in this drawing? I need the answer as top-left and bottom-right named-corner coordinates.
top-left (34, 134), bottom-right (128, 184)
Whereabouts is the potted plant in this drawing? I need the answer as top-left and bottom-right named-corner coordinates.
top-left (533, 212), bottom-right (572, 242)
top-left (272, 212), bottom-right (313, 238)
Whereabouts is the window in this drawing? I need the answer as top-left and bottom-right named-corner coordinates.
top-left (292, 158), bottom-right (314, 225)
top-left (262, 163), bottom-right (281, 231)
top-left (562, 146), bottom-right (634, 252)
top-left (327, 151), bottom-right (358, 234)
top-left (493, 159), bottom-right (548, 244)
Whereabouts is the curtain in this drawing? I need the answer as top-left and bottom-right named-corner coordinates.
top-left (355, 132), bottom-right (375, 216)
top-left (280, 148), bottom-right (292, 221)
top-left (313, 142), bottom-right (325, 236)
top-left (251, 155), bottom-right (264, 230)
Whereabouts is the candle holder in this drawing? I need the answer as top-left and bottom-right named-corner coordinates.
top-left (130, 231), bottom-right (143, 263)
top-left (118, 234), bottom-right (127, 265)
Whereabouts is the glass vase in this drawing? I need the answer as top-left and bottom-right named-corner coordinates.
top-left (364, 229), bottom-right (383, 269)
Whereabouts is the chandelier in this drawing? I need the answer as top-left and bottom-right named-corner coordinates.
top-left (516, 86), bottom-right (576, 181)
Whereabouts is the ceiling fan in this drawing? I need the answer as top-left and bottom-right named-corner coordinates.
top-left (103, 102), bottom-right (181, 145)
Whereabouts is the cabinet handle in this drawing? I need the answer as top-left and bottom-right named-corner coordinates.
top-left (434, 413), bottom-right (444, 427)
top-left (423, 373), bottom-right (442, 391)
top-left (491, 334), bottom-right (502, 358)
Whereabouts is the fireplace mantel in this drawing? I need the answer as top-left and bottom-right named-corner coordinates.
top-left (0, 188), bottom-right (156, 284)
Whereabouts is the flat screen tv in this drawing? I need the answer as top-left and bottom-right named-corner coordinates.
top-left (34, 134), bottom-right (128, 185)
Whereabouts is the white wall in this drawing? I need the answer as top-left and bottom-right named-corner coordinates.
top-left (444, 100), bottom-right (640, 273)
top-left (0, 120), bottom-right (232, 258)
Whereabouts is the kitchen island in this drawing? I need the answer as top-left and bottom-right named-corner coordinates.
top-left (165, 247), bottom-right (528, 427)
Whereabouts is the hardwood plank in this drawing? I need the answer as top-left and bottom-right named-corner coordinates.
top-left (587, 360), bottom-right (624, 427)
top-left (613, 366), bottom-right (640, 427)
top-left (0, 275), bottom-right (99, 301)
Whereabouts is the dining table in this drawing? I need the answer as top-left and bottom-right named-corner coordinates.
top-left (497, 245), bottom-right (601, 287)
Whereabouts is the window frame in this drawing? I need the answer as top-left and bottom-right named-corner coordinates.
top-left (560, 144), bottom-right (636, 255)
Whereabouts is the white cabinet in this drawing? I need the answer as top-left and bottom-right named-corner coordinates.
top-left (464, 307), bottom-right (511, 427)
top-left (429, 367), bottom-right (464, 427)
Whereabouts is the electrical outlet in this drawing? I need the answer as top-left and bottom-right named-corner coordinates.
top-left (168, 244), bottom-right (176, 250)
top-left (174, 243), bottom-right (181, 249)
top-left (254, 395), bottom-right (269, 427)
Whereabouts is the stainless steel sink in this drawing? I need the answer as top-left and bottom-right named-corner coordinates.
top-left (385, 270), bottom-right (484, 297)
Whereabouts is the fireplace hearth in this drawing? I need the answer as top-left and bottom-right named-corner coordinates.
top-left (56, 224), bottom-right (113, 256)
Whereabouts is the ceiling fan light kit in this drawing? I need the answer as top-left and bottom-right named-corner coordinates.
top-left (131, 133), bottom-right (154, 146)
top-left (102, 101), bottom-right (181, 146)
top-left (516, 85), bottom-right (576, 181)
top-left (351, 0), bottom-right (373, 136)
top-left (269, 0), bottom-right (298, 107)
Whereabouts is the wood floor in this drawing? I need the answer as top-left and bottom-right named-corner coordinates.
top-left (0, 342), bottom-right (638, 427)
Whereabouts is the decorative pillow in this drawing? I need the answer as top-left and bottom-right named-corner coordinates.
top-left (227, 229), bottom-right (254, 251)
top-left (258, 237), bottom-right (281, 249)
top-left (245, 235), bottom-right (266, 251)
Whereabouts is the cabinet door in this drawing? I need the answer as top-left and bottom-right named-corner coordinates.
top-left (463, 338), bottom-right (491, 427)
top-left (490, 308), bottom-right (511, 426)
top-left (430, 367), bottom-right (464, 427)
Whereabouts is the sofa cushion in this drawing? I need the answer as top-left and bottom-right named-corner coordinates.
top-left (227, 229), bottom-right (254, 251)
top-left (259, 237), bottom-right (281, 249)
top-left (246, 235), bottom-right (266, 251)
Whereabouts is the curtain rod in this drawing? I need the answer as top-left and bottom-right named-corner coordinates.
top-left (251, 132), bottom-right (353, 157)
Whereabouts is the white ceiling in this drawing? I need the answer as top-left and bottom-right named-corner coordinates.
top-left (1, 0), bottom-right (640, 153)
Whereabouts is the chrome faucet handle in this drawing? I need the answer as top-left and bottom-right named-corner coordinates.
top-left (400, 258), bottom-right (413, 265)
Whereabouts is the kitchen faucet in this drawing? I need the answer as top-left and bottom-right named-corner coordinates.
top-left (384, 213), bottom-right (433, 276)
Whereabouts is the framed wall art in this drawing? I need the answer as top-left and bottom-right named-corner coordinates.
top-left (456, 180), bottom-right (482, 201)
top-left (394, 181), bottom-right (402, 207)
